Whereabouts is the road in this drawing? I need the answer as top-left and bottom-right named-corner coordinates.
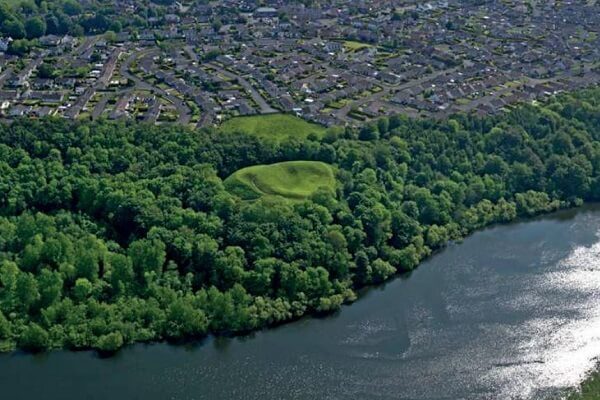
top-left (91, 93), bottom-right (111, 120)
top-left (91, 89), bottom-right (132, 120)
top-left (333, 67), bottom-right (459, 120)
top-left (65, 49), bottom-right (121, 119)
top-left (183, 46), bottom-right (218, 127)
top-left (16, 52), bottom-right (47, 80)
top-left (455, 63), bottom-right (600, 114)
top-left (0, 66), bottom-right (13, 86)
top-left (120, 50), bottom-right (191, 125)
top-left (205, 62), bottom-right (277, 114)
top-left (74, 36), bottom-right (100, 57)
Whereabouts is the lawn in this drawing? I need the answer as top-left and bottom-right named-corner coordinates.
top-left (224, 161), bottom-right (335, 201)
top-left (343, 40), bottom-right (374, 52)
top-left (219, 114), bottom-right (326, 142)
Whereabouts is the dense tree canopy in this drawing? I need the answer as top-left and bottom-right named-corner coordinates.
top-left (1, 88), bottom-right (600, 353)
top-left (0, 0), bottom-right (159, 40)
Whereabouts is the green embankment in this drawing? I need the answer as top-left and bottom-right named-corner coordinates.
top-left (219, 114), bottom-right (326, 142)
top-left (224, 161), bottom-right (335, 201)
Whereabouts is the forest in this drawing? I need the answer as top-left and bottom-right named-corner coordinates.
top-left (0, 0), bottom-right (189, 55)
top-left (1, 87), bottom-right (600, 353)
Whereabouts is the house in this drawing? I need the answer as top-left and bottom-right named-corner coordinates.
top-left (0, 37), bottom-right (10, 52)
top-left (254, 7), bottom-right (278, 20)
top-left (26, 91), bottom-right (65, 104)
top-left (31, 106), bottom-right (55, 117)
top-left (9, 105), bottom-right (31, 117)
top-left (324, 42), bottom-right (343, 53)
top-left (38, 35), bottom-right (62, 47)
top-left (164, 14), bottom-right (181, 24)
top-left (7, 76), bottom-right (28, 89)
top-left (31, 79), bottom-right (55, 90)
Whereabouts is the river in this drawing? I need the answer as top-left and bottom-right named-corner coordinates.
top-left (3, 206), bottom-right (600, 400)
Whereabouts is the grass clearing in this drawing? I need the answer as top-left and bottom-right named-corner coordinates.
top-left (224, 161), bottom-right (335, 201)
top-left (343, 40), bottom-right (374, 52)
top-left (219, 114), bottom-right (326, 142)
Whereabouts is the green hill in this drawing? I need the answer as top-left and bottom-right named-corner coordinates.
top-left (219, 114), bottom-right (326, 142)
top-left (224, 161), bottom-right (335, 201)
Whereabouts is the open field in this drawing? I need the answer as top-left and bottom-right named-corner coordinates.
top-left (219, 114), bottom-right (326, 142)
top-left (224, 161), bottom-right (335, 201)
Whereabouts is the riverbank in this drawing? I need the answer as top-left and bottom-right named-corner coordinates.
top-left (569, 368), bottom-right (600, 400)
top-left (3, 205), bottom-right (600, 400)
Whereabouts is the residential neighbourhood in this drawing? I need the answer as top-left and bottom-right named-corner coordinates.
top-left (2, 0), bottom-right (600, 127)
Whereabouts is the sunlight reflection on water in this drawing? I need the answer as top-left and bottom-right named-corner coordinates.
top-left (484, 235), bottom-right (600, 400)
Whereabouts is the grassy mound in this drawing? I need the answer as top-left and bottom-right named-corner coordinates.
top-left (219, 114), bottom-right (326, 142)
top-left (224, 161), bottom-right (336, 201)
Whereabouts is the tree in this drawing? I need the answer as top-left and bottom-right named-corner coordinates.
top-left (109, 21), bottom-right (122, 33)
top-left (74, 237), bottom-right (103, 282)
top-left (164, 299), bottom-right (208, 338)
top-left (359, 123), bottom-right (380, 141)
top-left (205, 287), bottom-right (235, 332)
top-left (0, 4), bottom-right (11, 25)
top-left (0, 310), bottom-right (10, 341)
top-left (104, 30), bottom-right (117, 43)
top-left (0, 86), bottom-right (600, 353)
top-left (371, 259), bottom-right (395, 283)
top-left (354, 250), bottom-right (371, 284)
top-left (211, 19), bottom-right (222, 33)
top-left (37, 269), bottom-right (63, 308)
top-left (15, 272), bottom-right (40, 312)
top-left (73, 278), bottom-right (93, 301)
top-left (95, 332), bottom-right (124, 353)
top-left (45, 15), bottom-right (60, 34)
top-left (62, 0), bottom-right (82, 16)
top-left (213, 246), bottom-right (245, 290)
top-left (128, 239), bottom-right (166, 282)
top-left (18, 323), bottom-right (49, 352)
top-left (37, 62), bottom-right (56, 79)
top-left (25, 17), bottom-right (46, 39)
top-left (398, 245), bottom-right (420, 271)
top-left (2, 19), bottom-right (25, 39)
top-left (108, 253), bottom-right (134, 294)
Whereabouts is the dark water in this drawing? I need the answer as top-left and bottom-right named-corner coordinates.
top-left (3, 206), bottom-right (600, 400)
